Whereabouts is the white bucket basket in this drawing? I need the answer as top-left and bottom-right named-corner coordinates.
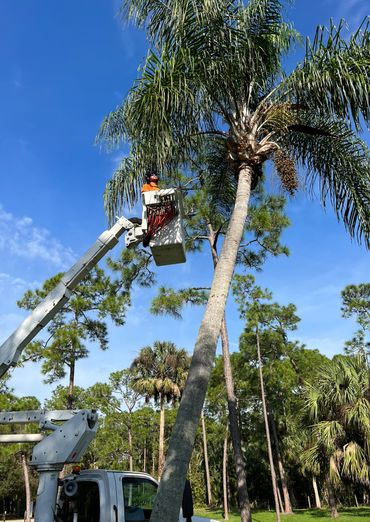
top-left (142, 189), bottom-right (186, 266)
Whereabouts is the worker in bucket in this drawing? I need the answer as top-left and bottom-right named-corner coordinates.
top-left (142, 172), bottom-right (159, 192)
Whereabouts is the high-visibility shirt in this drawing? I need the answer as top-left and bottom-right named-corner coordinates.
top-left (142, 183), bottom-right (159, 192)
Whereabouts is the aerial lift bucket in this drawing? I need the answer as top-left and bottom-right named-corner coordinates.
top-left (142, 188), bottom-right (186, 266)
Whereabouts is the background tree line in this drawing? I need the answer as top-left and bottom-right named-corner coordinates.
top-left (1, 282), bottom-right (368, 518)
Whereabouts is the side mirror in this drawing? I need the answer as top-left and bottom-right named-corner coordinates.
top-left (182, 479), bottom-right (194, 522)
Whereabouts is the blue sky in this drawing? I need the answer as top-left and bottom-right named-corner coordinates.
top-left (0, 0), bottom-right (369, 403)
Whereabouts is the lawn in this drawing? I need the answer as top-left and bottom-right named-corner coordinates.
top-left (194, 507), bottom-right (370, 522)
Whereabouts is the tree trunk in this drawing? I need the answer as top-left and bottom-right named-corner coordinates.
top-left (312, 477), bottom-right (321, 509)
top-left (327, 480), bottom-right (338, 518)
top-left (128, 427), bottom-right (133, 472)
top-left (220, 318), bottom-right (251, 522)
top-left (143, 440), bottom-right (147, 472)
top-left (21, 453), bottom-right (32, 522)
top-left (158, 394), bottom-right (165, 478)
top-left (67, 358), bottom-right (75, 409)
top-left (152, 446), bottom-right (156, 477)
top-left (269, 408), bottom-right (293, 513)
top-left (256, 328), bottom-right (281, 522)
top-left (208, 222), bottom-right (251, 522)
top-left (201, 410), bottom-right (212, 506)
top-left (223, 430), bottom-right (229, 521)
top-left (277, 486), bottom-right (284, 514)
top-left (149, 166), bottom-right (253, 522)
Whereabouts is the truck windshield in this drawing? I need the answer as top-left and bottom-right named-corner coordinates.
top-left (122, 477), bottom-right (158, 521)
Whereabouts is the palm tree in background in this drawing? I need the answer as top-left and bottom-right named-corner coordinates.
top-left (131, 341), bottom-right (190, 478)
top-left (302, 356), bottom-right (370, 518)
top-left (99, 1), bottom-right (370, 520)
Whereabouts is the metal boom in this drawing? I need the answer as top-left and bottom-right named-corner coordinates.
top-left (0, 217), bottom-right (134, 378)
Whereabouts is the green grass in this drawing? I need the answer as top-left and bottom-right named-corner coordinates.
top-left (194, 507), bottom-right (370, 522)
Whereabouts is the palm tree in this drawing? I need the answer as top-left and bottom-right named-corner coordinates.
top-left (99, 2), bottom-right (370, 520)
top-left (131, 341), bottom-right (190, 477)
top-left (195, 179), bottom-right (288, 522)
top-left (150, 172), bottom-right (286, 520)
top-left (301, 356), bottom-right (370, 518)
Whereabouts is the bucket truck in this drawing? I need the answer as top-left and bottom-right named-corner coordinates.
top-left (0, 194), bottom-right (213, 521)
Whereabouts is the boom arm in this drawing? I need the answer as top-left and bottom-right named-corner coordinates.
top-left (0, 217), bottom-right (134, 378)
top-left (0, 409), bottom-right (99, 522)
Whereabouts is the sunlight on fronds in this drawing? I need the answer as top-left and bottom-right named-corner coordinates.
top-left (300, 445), bottom-right (321, 476)
top-left (329, 454), bottom-right (341, 485)
top-left (346, 397), bottom-right (370, 432)
top-left (303, 355), bottom-right (370, 487)
top-left (313, 421), bottom-right (345, 451)
top-left (304, 381), bottom-right (320, 421)
top-left (342, 442), bottom-right (369, 484)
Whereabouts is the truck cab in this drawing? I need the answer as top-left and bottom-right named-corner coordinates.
top-left (57, 470), bottom-right (213, 522)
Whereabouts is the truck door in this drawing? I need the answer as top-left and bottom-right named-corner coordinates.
top-left (121, 476), bottom-right (158, 521)
top-left (57, 480), bottom-right (101, 522)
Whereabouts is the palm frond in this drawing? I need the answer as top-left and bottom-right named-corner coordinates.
top-left (313, 421), bottom-right (345, 451)
top-left (279, 113), bottom-right (370, 247)
top-left (304, 381), bottom-right (321, 421)
top-left (97, 104), bottom-right (127, 149)
top-left (282, 18), bottom-right (370, 129)
top-left (342, 441), bottom-right (369, 484)
top-left (300, 444), bottom-right (322, 476)
top-left (120, 0), bottom-right (299, 118)
top-left (199, 138), bottom-right (239, 215)
top-left (346, 397), bottom-right (370, 432)
top-left (104, 154), bottom-right (145, 221)
top-left (287, 124), bottom-right (333, 137)
top-left (99, 45), bottom-right (204, 163)
top-left (329, 453), bottom-right (342, 484)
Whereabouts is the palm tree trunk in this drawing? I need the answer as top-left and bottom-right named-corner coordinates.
top-left (158, 394), bottom-right (165, 478)
top-left (149, 166), bottom-right (253, 522)
top-left (327, 480), bottom-right (338, 518)
top-left (201, 410), bottom-right (212, 506)
top-left (67, 358), bottom-right (75, 410)
top-left (223, 430), bottom-right (229, 521)
top-left (269, 408), bottom-right (293, 513)
top-left (312, 477), bottom-right (321, 509)
top-left (256, 327), bottom-right (281, 522)
top-left (21, 453), bottom-right (31, 522)
top-left (207, 223), bottom-right (251, 522)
